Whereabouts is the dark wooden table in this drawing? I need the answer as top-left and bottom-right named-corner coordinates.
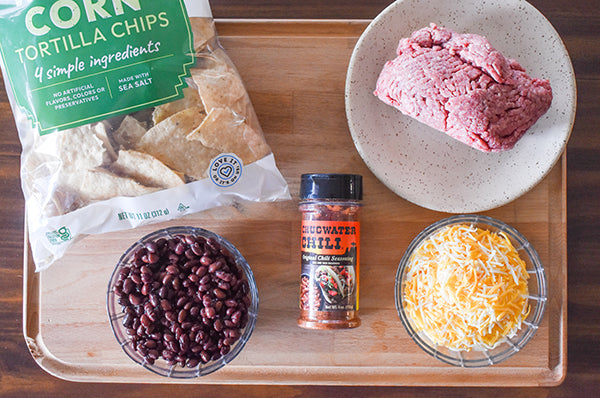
top-left (1, 1), bottom-right (598, 396)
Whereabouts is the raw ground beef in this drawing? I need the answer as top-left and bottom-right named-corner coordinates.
top-left (374, 24), bottom-right (553, 152)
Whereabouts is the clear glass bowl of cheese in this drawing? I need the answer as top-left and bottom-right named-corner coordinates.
top-left (395, 214), bottom-right (547, 367)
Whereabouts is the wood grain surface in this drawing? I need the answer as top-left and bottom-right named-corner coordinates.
top-left (21, 19), bottom-right (566, 387)
top-left (1, 0), bottom-right (598, 397)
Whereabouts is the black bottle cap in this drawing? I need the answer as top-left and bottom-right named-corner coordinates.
top-left (300, 173), bottom-right (363, 201)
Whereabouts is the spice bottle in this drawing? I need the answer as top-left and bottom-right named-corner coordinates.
top-left (297, 173), bottom-right (362, 329)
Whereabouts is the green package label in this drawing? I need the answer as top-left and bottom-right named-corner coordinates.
top-left (0, 0), bottom-right (195, 134)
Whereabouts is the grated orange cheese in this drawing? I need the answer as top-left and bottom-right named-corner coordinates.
top-left (403, 224), bottom-right (530, 351)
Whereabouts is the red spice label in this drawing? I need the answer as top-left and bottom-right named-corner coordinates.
top-left (301, 220), bottom-right (360, 256)
top-left (299, 220), bottom-right (359, 312)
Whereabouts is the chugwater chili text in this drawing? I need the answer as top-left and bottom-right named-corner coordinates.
top-left (298, 173), bottom-right (362, 329)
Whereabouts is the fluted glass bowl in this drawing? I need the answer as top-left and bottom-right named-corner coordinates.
top-left (395, 214), bottom-right (547, 367)
top-left (107, 226), bottom-right (258, 378)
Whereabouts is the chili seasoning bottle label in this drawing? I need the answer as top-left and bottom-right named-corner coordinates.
top-left (300, 220), bottom-right (360, 312)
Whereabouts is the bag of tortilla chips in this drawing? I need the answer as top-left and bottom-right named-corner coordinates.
top-left (0, 0), bottom-right (290, 270)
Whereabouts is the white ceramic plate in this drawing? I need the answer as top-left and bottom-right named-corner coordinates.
top-left (345, 0), bottom-right (576, 213)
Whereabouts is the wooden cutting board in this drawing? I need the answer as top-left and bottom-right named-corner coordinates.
top-left (23, 19), bottom-right (567, 386)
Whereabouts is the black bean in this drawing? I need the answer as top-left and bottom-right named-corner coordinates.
top-left (199, 256), bottom-right (212, 266)
top-left (145, 242), bottom-right (158, 253)
top-left (167, 340), bottom-right (180, 353)
top-left (122, 313), bottom-right (134, 328)
top-left (230, 310), bottom-right (242, 325)
top-left (119, 267), bottom-right (130, 279)
top-left (189, 242), bottom-right (201, 256)
top-left (149, 294), bottom-right (159, 308)
top-left (164, 332), bottom-right (175, 342)
top-left (158, 286), bottom-right (168, 299)
top-left (179, 333), bottom-right (190, 348)
top-left (166, 265), bottom-right (179, 275)
top-left (147, 253), bottom-right (160, 264)
top-left (145, 339), bottom-right (157, 349)
top-left (181, 321), bottom-right (192, 330)
top-left (200, 350), bottom-right (211, 363)
top-left (209, 261), bottom-right (222, 273)
top-left (174, 242), bottom-right (186, 255)
top-left (178, 309), bottom-right (188, 324)
top-left (172, 278), bottom-right (182, 291)
top-left (146, 323), bottom-right (155, 335)
top-left (224, 299), bottom-right (238, 308)
top-left (141, 273), bottom-right (152, 284)
top-left (197, 284), bottom-right (209, 293)
top-left (194, 266), bottom-right (207, 278)
top-left (122, 278), bottom-right (135, 294)
top-left (176, 296), bottom-right (188, 308)
top-left (128, 293), bottom-right (143, 306)
top-left (213, 288), bottom-right (226, 300)
top-left (162, 349), bottom-right (175, 360)
top-left (204, 306), bottom-right (216, 319)
top-left (165, 311), bottom-right (177, 323)
top-left (189, 307), bottom-right (199, 318)
top-left (174, 325), bottom-right (184, 341)
top-left (140, 314), bottom-right (151, 328)
top-left (184, 249), bottom-right (196, 260)
top-left (148, 349), bottom-right (160, 360)
top-left (114, 232), bottom-right (251, 368)
top-left (140, 265), bottom-right (151, 274)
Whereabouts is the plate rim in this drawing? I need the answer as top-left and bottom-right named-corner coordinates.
top-left (345, 0), bottom-right (577, 213)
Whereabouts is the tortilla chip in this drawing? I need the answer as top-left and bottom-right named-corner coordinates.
top-left (191, 67), bottom-right (246, 112)
top-left (137, 107), bottom-right (218, 180)
top-left (111, 115), bottom-right (148, 149)
top-left (44, 186), bottom-right (86, 217)
top-left (190, 18), bottom-right (216, 51)
top-left (22, 150), bottom-right (64, 217)
top-left (93, 122), bottom-right (117, 163)
top-left (152, 85), bottom-right (204, 125)
top-left (34, 123), bottom-right (108, 170)
top-left (61, 168), bottom-right (159, 203)
top-left (187, 107), bottom-right (270, 164)
top-left (111, 150), bottom-right (185, 189)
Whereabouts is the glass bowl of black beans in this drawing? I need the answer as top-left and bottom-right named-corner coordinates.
top-left (107, 226), bottom-right (258, 378)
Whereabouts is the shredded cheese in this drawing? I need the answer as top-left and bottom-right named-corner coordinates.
top-left (403, 224), bottom-right (530, 351)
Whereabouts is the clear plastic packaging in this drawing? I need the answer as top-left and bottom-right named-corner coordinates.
top-left (0, 1), bottom-right (290, 270)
